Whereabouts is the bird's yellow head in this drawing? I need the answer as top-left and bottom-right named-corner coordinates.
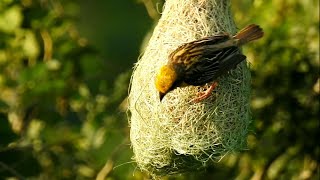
top-left (155, 65), bottom-right (178, 101)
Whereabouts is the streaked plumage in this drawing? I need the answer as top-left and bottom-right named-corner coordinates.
top-left (155, 24), bottom-right (264, 101)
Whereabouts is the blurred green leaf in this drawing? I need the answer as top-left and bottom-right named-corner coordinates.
top-left (0, 5), bottom-right (23, 33)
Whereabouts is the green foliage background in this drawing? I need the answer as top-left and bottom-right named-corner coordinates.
top-left (0, 0), bottom-right (318, 179)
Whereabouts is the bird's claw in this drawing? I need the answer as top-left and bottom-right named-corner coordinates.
top-left (192, 82), bottom-right (218, 103)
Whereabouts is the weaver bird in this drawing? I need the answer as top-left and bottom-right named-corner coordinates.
top-left (155, 24), bottom-right (263, 102)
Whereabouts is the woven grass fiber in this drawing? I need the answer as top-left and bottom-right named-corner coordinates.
top-left (128, 0), bottom-right (251, 176)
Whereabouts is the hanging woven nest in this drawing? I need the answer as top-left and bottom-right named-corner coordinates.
top-left (128, 0), bottom-right (251, 176)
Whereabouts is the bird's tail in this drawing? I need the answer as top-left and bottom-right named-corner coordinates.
top-left (234, 24), bottom-right (264, 45)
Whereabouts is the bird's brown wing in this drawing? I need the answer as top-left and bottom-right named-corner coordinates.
top-left (183, 47), bottom-right (246, 86)
top-left (169, 34), bottom-right (230, 67)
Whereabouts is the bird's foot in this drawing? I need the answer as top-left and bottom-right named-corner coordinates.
top-left (193, 82), bottom-right (218, 103)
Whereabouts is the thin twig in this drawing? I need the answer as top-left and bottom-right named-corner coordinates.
top-left (96, 138), bottom-right (130, 180)
top-left (0, 161), bottom-right (26, 180)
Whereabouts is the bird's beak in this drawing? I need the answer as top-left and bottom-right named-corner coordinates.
top-left (159, 92), bottom-right (165, 102)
